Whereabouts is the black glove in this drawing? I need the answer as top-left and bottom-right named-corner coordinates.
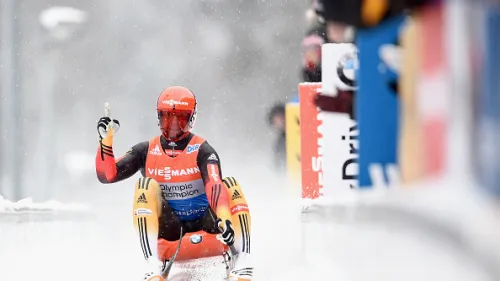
top-left (97, 116), bottom-right (120, 140)
top-left (216, 219), bottom-right (235, 247)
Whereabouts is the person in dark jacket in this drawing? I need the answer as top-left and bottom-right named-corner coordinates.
top-left (267, 103), bottom-right (287, 173)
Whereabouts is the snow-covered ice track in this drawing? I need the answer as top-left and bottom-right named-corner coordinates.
top-left (303, 204), bottom-right (499, 281)
top-left (300, 179), bottom-right (500, 281)
top-left (3, 176), bottom-right (500, 281)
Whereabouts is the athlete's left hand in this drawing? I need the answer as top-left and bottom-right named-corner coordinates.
top-left (217, 219), bottom-right (235, 247)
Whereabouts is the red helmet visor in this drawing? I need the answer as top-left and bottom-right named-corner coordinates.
top-left (158, 110), bottom-right (192, 139)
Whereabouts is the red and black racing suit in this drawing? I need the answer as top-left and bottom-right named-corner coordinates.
top-left (96, 133), bottom-right (224, 241)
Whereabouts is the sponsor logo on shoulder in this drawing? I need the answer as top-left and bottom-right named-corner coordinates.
top-left (207, 153), bottom-right (218, 161)
top-left (209, 164), bottom-right (219, 181)
top-left (232, 190), bottom-right (242, 200)
top-left (134, 208), bottom-right (152, 216)
top-left (230, 203), bottom-right (249, 215)
top-left (137, 193), bottom-right (148, 204)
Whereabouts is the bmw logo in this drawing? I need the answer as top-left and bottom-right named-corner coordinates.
top-left (190, 234), bottom-right (203, 244)
top-left (337, 52), bottom-right (358, 88)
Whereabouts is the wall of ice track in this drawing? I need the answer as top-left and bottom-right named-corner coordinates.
top-left (0, 194), bottom-right (92, 220)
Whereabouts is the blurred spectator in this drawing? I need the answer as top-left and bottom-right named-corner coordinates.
top-left (326, 21), bottom-right (356, 43)
top-left (301, 1), bottom-right (357, 84)
top-left (301, 31), bottom-right (325, 82)
top-left (301, 2), bottom-right (328, 83)
top-left (301, 2), bottom-right (356, 119)
top-left (267, 102), bottom-right (287, 173)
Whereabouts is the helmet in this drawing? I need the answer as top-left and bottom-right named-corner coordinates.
top-left (156, 86), bottom-right (197, 141)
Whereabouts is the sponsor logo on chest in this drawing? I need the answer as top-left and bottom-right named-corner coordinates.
top-left (186, 144), bottom-right (201, 154)
top-left (149, 144), bottom-right (162, 156)
top-left (147, 166), bottom-right (200, 180)
top-left (159, 179), bottom-right (205, 200)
